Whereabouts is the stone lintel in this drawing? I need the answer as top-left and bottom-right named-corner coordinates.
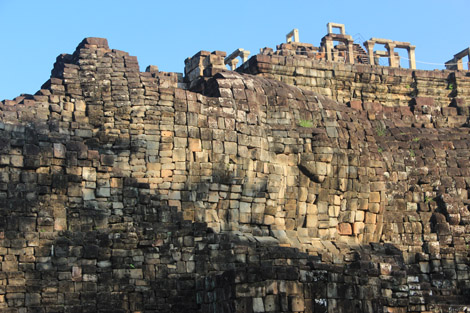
top-left (370, 37), bottom-right (411, 47)
top-left (454, 47), bottom-right (470, 59)
top-left (322, 33), bottom-right (353, 42)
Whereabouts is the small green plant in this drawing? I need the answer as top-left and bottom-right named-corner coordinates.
top-left (406, 84), bottom-right (410, 89)
top-left (409, 149), bottom-right (415, 157)
top-left (448, 83), bottom-right (454, 90)
top-left (424, 196), bottom-right (434, 203)
top-left (378, 147), bottom-right (383, 153)
top-left (375, 123), bottom-right (386, 137)
top-left (298, 119), bottom-right (313, 128)
top-left (129, 264), bottom-right (135, 269)
top-left (412, 137), bottom-right (420, 142)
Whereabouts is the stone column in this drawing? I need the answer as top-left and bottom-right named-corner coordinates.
top-left (229, 58), bottom-right (239, 71)
top-left (462, 48), bottom-right (470, 71)
top-left (386, 43), bottom-right (398, 67)
top-left (240, 50), bottom-right (251, 63)
top-left (364, 41), bottom-right (375, 66)
top-left (347, 42), bottom-right (355, 64)
top-left (408, 45), bottom-right (416, 69)
top-left (325, 39), bottom-right (334, 61)
top-left (293, 29), bottom-right (299, 43)
top-left (327, 23), bottom-right (333, 34)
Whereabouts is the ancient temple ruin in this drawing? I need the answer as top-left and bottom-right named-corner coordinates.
top-left (0, 23), bottom-right (469, 313)
top-left (446, 47), bottom-right (470, 70)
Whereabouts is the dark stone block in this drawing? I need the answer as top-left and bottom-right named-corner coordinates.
top-left (51, 174), bottom-right (68, 188)
top-left (83, 245), bottom-right (100, 259)
top-left (24, 144), bottom-right (40, 156)
top-left (100, 154), bottom-right (115, 166)
top-left (23, 156), bottom-right (40, 169)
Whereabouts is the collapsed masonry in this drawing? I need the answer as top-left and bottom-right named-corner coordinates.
top-left (0, 24), bottom-right (470, 313)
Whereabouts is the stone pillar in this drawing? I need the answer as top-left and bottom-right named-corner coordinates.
top-left (386, 43), bottom-right (398, 67)
top-left (364, 41), bottom-right (375, 66)
top-left (286, 29), bottom-right (299, 43)
top-left (240, 50), bottom-right (251, 63)
top-left (347, 42), bottom-right (354, 64)
top-left (325, 39), bottom-right (334, 61)
top-left (224, 49), bottom-right (250, 70)
top-left (465, 48), bottom-right (470, 70)
top-left (228, 58), bottom-right (239, 71)
top-left (408, 45), bottom-right (416, 69)
top-left (293, 29), bottom-right (299, 43)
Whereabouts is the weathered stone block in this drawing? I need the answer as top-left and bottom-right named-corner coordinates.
top-left (338, 223), bottom-right (352, 235)
top-left (224, 141), bottom-right (238, 155)
top-left (289, 296), bottom-right (304, 311)
top-left (53, 143), bottom-right (66, 159)
top-left (82, 167), bottom-right (96, 181)
top-left (369, 192), bottom-right (380, 203)
top-left (253, 297), bottom-right (264, 312)
top-left (82, 188), bottom-right (95, 200)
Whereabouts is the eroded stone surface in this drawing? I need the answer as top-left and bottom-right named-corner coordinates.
top-left (0, 37), bottom-right (469, 312)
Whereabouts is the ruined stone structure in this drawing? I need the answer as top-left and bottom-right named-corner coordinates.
top-left (0, 24), bottom-right (470, 313)
top-left (446, 48), bottom-right (470, 71)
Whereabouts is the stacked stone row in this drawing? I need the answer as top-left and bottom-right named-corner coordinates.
top-left (241, 51), bottom-right (470, 114)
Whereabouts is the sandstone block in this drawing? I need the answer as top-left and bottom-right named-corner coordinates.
top-left (365, 212), bottom-right (377, 224)
top-left (369, 192), bottom-right (380, 203)
top-left (369, 203), bottom-right (380, 213)
top-left (188, 138), bottom-right (201, 152)
top-left (353, 222), bottom-right (365, 235)
top-left (355, 210), bottom-right (365, 222)
top-left (338, 223), bottom-right (352, 235)
top-left (224, 141), bottom-right (238, 155)
top-left (290, 296), bottom-right (304, 311)
top-left (82, 167), bottom-right (96, 181)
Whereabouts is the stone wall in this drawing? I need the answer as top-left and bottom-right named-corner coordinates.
top-left (0, 37), bottom-right (469, 312)
top-left (239, 51), bottom-right (470, 114)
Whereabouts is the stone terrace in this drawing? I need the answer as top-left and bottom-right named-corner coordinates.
top-left (0, 33), bottom-right (469, 313)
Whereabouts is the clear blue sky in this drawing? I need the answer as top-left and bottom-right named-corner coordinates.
top-left (1, 0), bottom-right (469, 100)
